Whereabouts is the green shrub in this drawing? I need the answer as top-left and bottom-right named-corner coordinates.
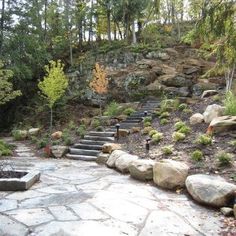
top-left (178, 103), bottom-right (188, 111)
top-left (152, 132), bottom-right (163, 144)
top-left (154, 110), bottom-right (162, 117)
top-left (161, 145), bottom-right (173, 155)
top-left (64, 137), bottom-right (73, 146)
top-left (30, 136), bottom-right (38, 144)
top-left (160, 118), bottom-right (168, 125)
top-left (142, 126), bottom-right (153, 135)
top-left (183, 108), bottom-right (193, 114)
top-left (178, 125), bottom-right (191, 135)
top-left (12, 129), bottom-right (27, 141)
top-left (149, 129), bottom-right (158, 137)
top-left (91, 119), bottom-right (101, 128)
top-left (76, 125), bottom-right (86, 138)
top-left (144, 121), bottom-right (152, 127)
top-left (0, 140), bottom-right (13, 156)
top-left (174, 121), bottom-right (186, 131)
top-left (172, 132), bottom-right (186, 142)
top-left (104, 101), bottom-right (121, 117)
top-left (143, 116), bottom-right (152, 123)
top-left (191, 150), bottom-right (203, 161)
top-left (37, 138), bottom-right (48, 149)
top-left (123, 107), bottom-right (135, 116)
top-left (229, 140), bottom-right (236, 147)
top-left (223, 91), bottom-right (236, 115)
top-left (68, 121), bottom-right (76, 130)
top-left (217, 151), bottom-right (233, 167)
top-left (159, 112), bottom-right (170, 119)
top-left (196, 134), bottom-right (212, 145)
top-left (160, 98), bottom-right (179, 112)
top-left (96, 126), bottom-right (104, 131)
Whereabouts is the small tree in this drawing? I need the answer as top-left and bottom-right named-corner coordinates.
top-left (38, 60), bottom-right (68, 143)
top-left (89, 63), bottom-right (108, 115)
top-left (0, 61), bottom-right (21, 105)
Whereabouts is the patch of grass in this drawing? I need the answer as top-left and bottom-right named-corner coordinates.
top-left (0, 140), bottom-right (13, 156)
top-left (216, 151), bottom-right (233, 167)
top-left (159, 112), bottom-right (170, 119)
top-left (160, 98), bottom-right (179, 112)
top-left (123, 107), bottom-right (135, 116)
top-left (229, 140), bottom-right (236, 147)
top-left (172, 132), bottom-right (186, 142)
top-left (68, 121), bottom-right (76, 130)
top-left (182, 108), bottom-right (193, 114)
top-left (151, 132), bottom-right (163, 144)
top-left (144, 121), bottom-right (152, 127)
top-left (160, 118), bottom-right (169, 125)
top-left (149, 129), bottom-right (158, 137)
top-left (196, 134), bottom-right (212, 145)
top-left (76, 125), bottom-right (86, 138)
top-left (191, 150), bottom-right (203, 162)
top-left (12, 129), bottom-right (27, 141)
top-left (142, 126), bottom-right (153, 135)
top-left (91, 119), bottom-right (101, 128)
top-left (174, 121), bottom-right (186, 131)
top-left (178, 125), bottom-right (191, 135)
top-left (178, 103), bottom-right (188, 111)
top-left (96, 126), bottom-right (104, 131)
top-left (104, 101), bottom-right (121, 117)
top-left (161, 145), bottom-right (173, 155)
top-left (223, 91), bottom-right (236, 115)
top-left (143, 116), bottom-right (152, 123)
top-left (36, 138), bottom-right (48, 149)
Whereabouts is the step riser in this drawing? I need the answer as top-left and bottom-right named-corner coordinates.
top-left (121, 120), bottom-right (141, 123)
top-left (80, 140), bottom-right (106, 145)
top-left (88, 132), bottom-right (115, 137)
top-left (73, 144), bottom-right (102, 150)
top-left (84, 136), bottom-right (115, 142)
top-left (66, 154), bottom-right (97, 161)
top-left (69, 148), bottom-right (100, 156)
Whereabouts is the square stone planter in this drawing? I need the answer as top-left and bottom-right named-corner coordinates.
top-left (0, 170), bottom-right (40, 191)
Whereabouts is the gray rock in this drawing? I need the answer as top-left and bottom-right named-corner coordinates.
top-left (51, 145), bottom-right (68, 158)
top-left (129, 159), bottom-right (154, 181)
top-left (220, 207), bottom-right (234, 216)
top-left (209, 116), bottom-right (236, 133)
top-left (162, 75), bottom-right (192, 88)
top-left (115, 154), bottom-right (138, 173)
top-left (96, 153), bottom-right (110, 164)
top-left (106, 150), bottom-right (126, 168)
top-left (186, 174), bottom-right (236, 207)
top-left (190, 113), bottom-right (204, 125)
top-left (153, 160), bottom-right (189, 190)
top-left (203, 104), bottom-right (225, 123)
top-left (163, 86), bottom-right (190, 97)
top-left (28, 128), bottom-right (40, 136)
top-left (192, 82), bottom-right (219, 96)
top-left (201, 90), bottom-right (218, 98)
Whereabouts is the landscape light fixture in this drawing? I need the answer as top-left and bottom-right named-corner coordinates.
top-left (115, 123), bottom-right (120, 141)
top-left (146, 138), bottom-right (151, 153)
top-left (144, 111), bottom-right (148, 116)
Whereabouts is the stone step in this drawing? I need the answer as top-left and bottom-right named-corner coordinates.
top-left (88, 131), bottom-right (115, 137)
top-left (121, 119), bottom-right (141, 123)
top-left (73, 144), bottom-right (102, 150)
top-left (66, 154), bottom-right (97, 161)
top-left (84, 135), bottom-right (115, 142)
top-left (69, 148), bottom-right (100, 156)
top-left (126, 117), bottom-right (143, 121)
top-left (80, 140), bottom-right (107, 145)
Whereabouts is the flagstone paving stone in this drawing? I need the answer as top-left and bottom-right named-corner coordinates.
top-left (0, 140), bottom-right (224, 235)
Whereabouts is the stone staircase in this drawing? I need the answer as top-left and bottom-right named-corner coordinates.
top-left (66, 100), bottom-right (160, 161)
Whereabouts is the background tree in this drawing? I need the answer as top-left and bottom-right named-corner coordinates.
top-left (89, 63), bottom-right (108, 115)
top-left (0, 61), bottom-right (21, 105)
top-left (38, 60), bottom-right (68, 141)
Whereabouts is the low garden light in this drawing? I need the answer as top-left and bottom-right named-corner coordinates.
top-left (115, 123), bottom-right (120, 141)
top-left (144, 111), bottom-right (148, 116)
top-left (146, 138), bottom-right (151, 153)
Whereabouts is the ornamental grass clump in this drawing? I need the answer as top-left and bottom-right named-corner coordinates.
top-left (216, 151), bottom-right (233, 167)
top-left (172, 132), bottom-right (186, 142)
top-left (191, 150), bottom-right (203, 162)
top-left (149, 129), bottom-right (158, 137)
top-left (196, 134), bottom-right (212, 145)
top-left (161, 145), bottom-right (173, 155)
top-left (151, 132), bottom-right (163, 144)
top-left (223, 91), bottom-right (236, 116)
top-left (160, 118), bottom-right (168, 125)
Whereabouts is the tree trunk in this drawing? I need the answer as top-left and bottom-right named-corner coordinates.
top-left (44, 0), bottom-right (48, 41)
top-left (88, 0), bottom-right (94, 43)
top-left (132, 21), bottom-right (137, 44)
top-left (107, 10), bottom-right (111, 42)
top-left (0, 0), bottom-right (5, 56)
top-left (49, 107), bottom-right (53, 145)
top-left (225, 65), bottom-right (235, 92)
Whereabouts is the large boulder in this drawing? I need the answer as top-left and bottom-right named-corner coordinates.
top-left (96, 153), bottom-right (110, 164)
top-left (102, 143), bottom-right (121, 154)
top-left (203, 104), bottom-right (224, 123)
top-left (208, 116), bottom-right (236, 133)
top-left (51, 131), bottom-right (63, 140)
top-left (115, 154), bottom-right (138, 173)
top-left (163, 86), bottom-right (190, 97)
top-left (189, 113), bottom-right (204, 125)
top-left (161, 75), bottom-right (192, 88)
top-left (153, 160), bottom-right (189, 190)
top-left (192, 81), bottom-right (219, 96)
top-left (201, 90), bottom-right (218, 98)
top-left (106, 150), bottom-right (126, 168)
top-left (28, 128), bottom-right (40, 136)
top-left (51, 145), bottom-right (68, 158)
top-left (129, 159), bottom-right (154, 181)
top-left (186, 174), bottom-right (236, 207)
